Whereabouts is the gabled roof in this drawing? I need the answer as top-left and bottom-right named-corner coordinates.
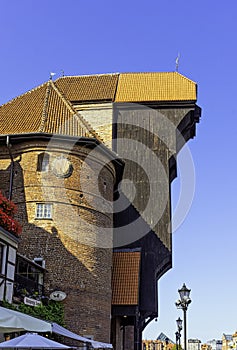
top-left (0, 80), bottom-right (102, 141)
top-left (157, 333), bottom-right (175, 344)
top-left (222, 334), bottom-right (233, 341)
top-left (0, 72), bottom-right (197, 140)
top-left (112, 250), bottom-right (141, 305)
top-left (53, 71), bottom-right (196, 103)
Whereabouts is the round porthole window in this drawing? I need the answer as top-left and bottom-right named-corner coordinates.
top-left (52, 156), bottom-right (73, 178)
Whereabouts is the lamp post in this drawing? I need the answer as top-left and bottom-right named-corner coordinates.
top-left (176, 317), bottom-right (182, 350)
top-left (175, 284), bottom-right (192, 350)
top-left (175, 332), bottom-right (180, 350)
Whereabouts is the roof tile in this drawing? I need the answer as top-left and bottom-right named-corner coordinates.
top-left (0, 81), bottom-right (100, 140)
top-left (0, 83), bottom-right (46, 135)
top-left (54, 74), bottom-right (119, 102)
top-left (112, 251), bottom-right (141, 305)
top-left (0, 72), bottom-right (197, 139)
top-left (115, 72), bottom-right (197, 102)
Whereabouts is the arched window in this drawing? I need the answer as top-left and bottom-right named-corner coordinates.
top-left (37, 153), bottom-right (49, 172)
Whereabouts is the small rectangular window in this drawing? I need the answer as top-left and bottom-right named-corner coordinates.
top-left (33, 258), bottom-right (45, 268)
top-left (37, 153), bottom-right (49, 172)
top-left (0, 244), bottom-right (6, 275)
top-left (0, 244), bottom-right (3, 273)
top-left (36, 203), bottom-right (52, 219)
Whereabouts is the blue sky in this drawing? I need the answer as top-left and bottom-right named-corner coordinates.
top-left (1, 0), bottom-right (237, 343)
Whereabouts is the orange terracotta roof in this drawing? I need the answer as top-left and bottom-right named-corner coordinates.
top-left (0, 83), bottom-right (46, 135)
top-left (54, 74), bottom-right (119, 102)
top-left (115, 72), bottom-right (197, 102)
top-left (0, 72), bottom-right (197, 139)
top-left (0, 80), bottom-right (101, 140)
top-left (112, 251), bottom-right (141, 305)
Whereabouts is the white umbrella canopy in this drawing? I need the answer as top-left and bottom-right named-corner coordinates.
top-left (0, 307), bottom-right (52, 333)
top-left (0, 307), bottom-right (112, 348)
top-left (0, 332), bottom-right (72, 349)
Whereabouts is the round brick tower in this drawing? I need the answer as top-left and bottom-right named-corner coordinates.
top-left (0, 135), bottom-right (122, 343)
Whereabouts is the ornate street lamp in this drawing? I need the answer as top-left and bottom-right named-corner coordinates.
top-left (176, 317), bottom-right (183, 331)
top-left (176, 317), bottom-right (182, 350)
top-left (178, 284), bottom-right (191, 302)
top-left (175, 332), bottom-right (181, 350)
top-left (175, 284), bottom-right (192, 350)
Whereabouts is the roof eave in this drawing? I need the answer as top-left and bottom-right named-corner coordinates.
top-left (0, 132), bottom-right (124, 189)
top-left (114, 100), bottom-right (198, 108)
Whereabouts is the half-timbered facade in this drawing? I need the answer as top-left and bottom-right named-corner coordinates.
top-left (0, 227), bottom-right (18, 302)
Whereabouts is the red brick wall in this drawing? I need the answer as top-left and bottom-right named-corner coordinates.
top-left (0, 139), bottom-right (116, 342)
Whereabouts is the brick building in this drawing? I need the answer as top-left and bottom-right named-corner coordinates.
top-left (143, 332), bottom-right (175, 350)
top-left (143, 339), bottom-right (174, 350)
top-left (222, 334), bottom-right (233, 350)
top-left (0, 72), bottom-right (201, 350)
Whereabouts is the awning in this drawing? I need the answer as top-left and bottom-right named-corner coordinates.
top-left (0, 307), bottom-right (112, 348)
top-left (0, 306), bottom-right (52, 333)
top-left (52, 323), bottom-right (113, 349)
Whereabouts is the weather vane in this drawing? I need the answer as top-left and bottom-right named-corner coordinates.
top-left (175, 53), bottom-right (180, 72)
top-left (49, 72), bottom-right (56, 80)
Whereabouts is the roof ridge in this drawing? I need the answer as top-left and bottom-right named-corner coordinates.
top-left (174, 71), bottom-right (197, 84)
top-left (39, 81), bottom-right (52, 132)
top-left (0, 72), bottom-right (197, 108)
top-left (113, 73), bottom-right (120, 101)
top-left (55, 71), bottom-right (193, 78)
top-left (119, 71), bottom-right (197, 84)
top-left (50, 81), bottom-right (104, 143)
top-left (0, 81), bottom-right (48, 108)
top-left (55, 72), bottom-right (119, 81)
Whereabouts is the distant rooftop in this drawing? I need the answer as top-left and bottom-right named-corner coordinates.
top-left (222, 334), bottom-right (232, 341)
top-left (157, 332), bottom-right (175, 344)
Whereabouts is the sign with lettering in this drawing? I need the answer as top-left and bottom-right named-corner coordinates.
top-left (24, 297), bottom-right (41, 307)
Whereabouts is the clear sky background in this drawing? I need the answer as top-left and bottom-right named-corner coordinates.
top-left (1, 0), bottom-right (237, 344)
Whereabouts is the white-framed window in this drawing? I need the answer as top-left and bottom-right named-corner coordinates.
top-left (36, 203), bottom-right (52, 219)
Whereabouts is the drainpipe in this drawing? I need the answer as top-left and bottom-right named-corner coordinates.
top-left (6, 136), bottom-right (14, 200)
top-left (134, 308), bottom-right (142, 350)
